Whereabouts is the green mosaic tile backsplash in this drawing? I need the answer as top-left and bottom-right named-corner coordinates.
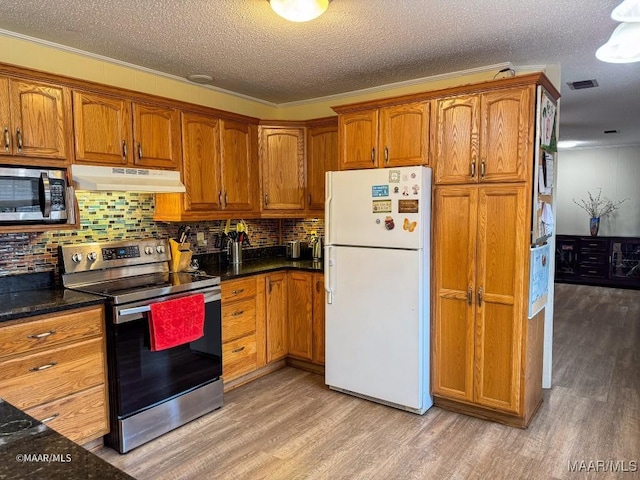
top-left (0, 192), bottom-right (324, 280)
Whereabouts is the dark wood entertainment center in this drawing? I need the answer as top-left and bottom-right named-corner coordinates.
top-left (555, 235), bottom-right (640, 289)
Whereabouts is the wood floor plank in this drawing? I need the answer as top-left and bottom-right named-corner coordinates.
top-left (95, 284), bottom-right (640, 479)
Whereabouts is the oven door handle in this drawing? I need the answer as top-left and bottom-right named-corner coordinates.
top-left (119, 305), bottom-right (151, 316)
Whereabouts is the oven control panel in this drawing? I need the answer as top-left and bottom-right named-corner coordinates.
top-left (59, 238), bottom-right (172, 274)
top-left (102, 245), bottom-right (140, 260)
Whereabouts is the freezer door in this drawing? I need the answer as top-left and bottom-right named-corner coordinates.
top-left (326, 166), bottom-right (431, 250)
top-left (324, 246), bottom-right (431, 411)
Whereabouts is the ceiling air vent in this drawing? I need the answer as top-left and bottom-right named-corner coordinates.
top-left (604, 129), bottom-right (619, 134)
top-left (567, 79), bottom-right (599, 90)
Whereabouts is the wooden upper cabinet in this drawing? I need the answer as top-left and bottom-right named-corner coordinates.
top-left (73, 91), bottom-right (132, 166)
top-left (480, 87), bottom-right (533, 183)
top-left (181, 112), bottom-right (221, 212)
top-left (338, 102), bottom-right (429, 170)
top-left (220, 119), bottom-right (258, 212)
top-left (132, 103), bottom-right (181, 169)
top-left (260, 127), bottom-right (305, 211)
top-left (433, 94), bottom-right (480, 184)
top-left (338, 110), bottom-right (378, 169)
top-left (306, 123), bottom-right (338, 212)
top-left (379, 101), bottom-right (429, 167)
top-left (0, 77), bottom-right (70, 161)
top-left (434, 86), bottom-right (533, 185)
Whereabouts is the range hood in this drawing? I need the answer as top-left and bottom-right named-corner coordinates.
top-left (71, 165), bottom-right (186, 193)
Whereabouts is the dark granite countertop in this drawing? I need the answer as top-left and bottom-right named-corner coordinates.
top-left (0, 272), bottom-right (105, 324)
top-left (0, 398), bottom-right (133, 480)
top-left (201, 256), bottom-right (323, 281)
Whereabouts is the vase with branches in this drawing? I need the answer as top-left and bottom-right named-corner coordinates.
top-left (573, 188), bottom-right (629, 236)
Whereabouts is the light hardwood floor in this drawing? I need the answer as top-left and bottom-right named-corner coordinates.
top-left (96, 284), bottom-right (639, 479)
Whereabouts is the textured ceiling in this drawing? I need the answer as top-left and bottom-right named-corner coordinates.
top-left (0, 0), bottom-right (638, 148)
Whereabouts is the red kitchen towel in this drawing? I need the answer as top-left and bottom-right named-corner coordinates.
top-left (148, 293), bottom-right (205, 351)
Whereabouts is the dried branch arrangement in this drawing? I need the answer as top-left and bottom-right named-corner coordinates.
top-left (573, 188), bottom-right (629, 218)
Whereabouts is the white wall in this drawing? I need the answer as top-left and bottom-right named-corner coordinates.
top-left (557, 146), bottom-right (640, 236)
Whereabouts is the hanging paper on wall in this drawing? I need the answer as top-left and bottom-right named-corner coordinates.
top-left (540, 93), bottom-right (556, 150)
top-left (528, 243), bottom-right (550, 318)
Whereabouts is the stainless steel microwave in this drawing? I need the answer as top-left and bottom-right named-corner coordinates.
top-left (0, 167), bottom-right (69, 224)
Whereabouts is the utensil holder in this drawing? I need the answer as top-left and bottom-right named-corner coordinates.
top-left (169, 239), bottom-right (193, 272)
top-left (230, 241), bottom-right (242, 264)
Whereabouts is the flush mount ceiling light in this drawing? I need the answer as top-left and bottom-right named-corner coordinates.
top-left (611, 0), bottom-right (640, 21)
top-left (596, 22), bottom-right (640, 63)
top-left (269, 0), bottom-right (330, 22)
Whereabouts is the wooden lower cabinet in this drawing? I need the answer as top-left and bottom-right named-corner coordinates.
top-left (432, 184), bottom-right (543, 426)
top-left (311, 273), bottom-right (326, 365)
top-left (0, 305), bottom-right (109, 444)
top-left (265, 272), bottom-right (288, 363)
top-left (287, 271), bottom-right (314, 360)
top-left (220, 276), bottom-right (265, 383)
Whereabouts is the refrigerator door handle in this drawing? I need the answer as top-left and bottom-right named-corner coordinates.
top-left (324, 245), bottom-right (333, 304)
top-left (325, 172), bottom-right (332, 244)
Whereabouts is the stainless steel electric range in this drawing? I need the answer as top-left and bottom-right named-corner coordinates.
top-left (59, 238), bottom-right (222, 453)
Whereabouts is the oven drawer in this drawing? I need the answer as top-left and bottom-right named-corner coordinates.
top-left (222, 298), bottom-right (256, 343)
top-left (223, 334), bottom-right (258, 382)
top-left (25, 383), bottom-right (108, 444)
top-left (0, 306), bottom-right (104, 359)
top-left (0, 337), bottom-right (105, 410)
top-left (221, 277), bottom-right (257, 303)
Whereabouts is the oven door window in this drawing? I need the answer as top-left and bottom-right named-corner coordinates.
top-left (112, 300), bottom-right (222, 418)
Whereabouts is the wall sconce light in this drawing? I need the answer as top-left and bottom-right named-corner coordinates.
top-left (611, 0), bottom-right (640, 21)
top-left (269, 0), bottom-right (330, 22)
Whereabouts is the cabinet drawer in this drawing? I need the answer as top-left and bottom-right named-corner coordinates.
top-left (0, 338), bottom-right (105, 410)
top-left (580, 239), bottom-right (608, 253)
top-left (0, 306), bottom-right (104, 358)
top-left (222, 298), bottom-right (256, 343)
top-left (25, 384), bottom-right (108, 444)
top-left (578, 265), bottom-right (608, 278)
top-left (579, 252), bottom-right (608, 264)
top-left (221, 277), bottom-right (257, 303)
top-left (222, 335), bottom-right (258, 382)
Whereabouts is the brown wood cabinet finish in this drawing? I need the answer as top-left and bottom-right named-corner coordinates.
top-left (433, 184), bottom-right (529, 416)
top-left (338, 102), bottom-right (429, 170)
top-left (260, 127), bottom-right (305, 211)
top-left (312, 273), bottom-right (326, 365)
top-left (220, 119), bottom-right (259, 213)
top-left (265, 272), bottom-right (288, 363)
top-left (287, 271), bottom-right (314, 361)
top-left (132, 103), bottom-right (181, 169)
top-left (0, 77), bottom-right (70, 162)
top-left (306, 122), bottom-right (338, 212)
top-left (0, 305), bottom-right (108, 445)
top-left (433, 87), bottom-right (533, 185)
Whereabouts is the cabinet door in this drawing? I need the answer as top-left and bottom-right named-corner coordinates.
top-left (432, 186), bottom-right (477, 402)
top-left (287, 271), bottom-right (313, 360)
top-left (338, 110), bottom-right (378, 170)
top-left (220, 120), bottom-right (258, 212)
top-left (181, 112), bottom-right (222, 212)
top-left (433, 95), bottom-right (480, 185)
top-left (9, 79), bottom-right (69, 160)
top-left (0, 78), bottom-right (10, 156)
top-left (132, 103), bottom-right (181, 169)
top-left (73, 91), bottom-right (132, 166)
top-left (306, 124), bottom-right (338, 212)
top-left (474, 185), bottom-right (527, 413)
top-left (312, 273), bottom-right (325, 365)
top-left (260, 127), bottom-right (305, 211)
top-left (379, 101), bottom-right (429, 167)
top-left (265, 272), bottom-right (288, 363)
top-left (480, 87), bottom-right (533, 183)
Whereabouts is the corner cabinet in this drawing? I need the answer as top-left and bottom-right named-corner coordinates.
top-left (336, 101), bottom-right (430, 170)
top-left (306, 119), bottom-right (338, 213)
top-left (432, 86), bottom-right (533, 185)
top-left (0, 77), bottom-right (71, 164)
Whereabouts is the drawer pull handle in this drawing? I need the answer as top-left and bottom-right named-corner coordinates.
top-left (41, 413), bottom-right (59, 424)
top-left (27, 330), bottom-right (56, 339)
top-left (231, 310), bottom-right (244, 316)
top-left (231, 346), bottom-right (245, 353)
top-left (29, 362), bottom-right (57, 372)
top-left (231, 289), bottom-right (245, 295)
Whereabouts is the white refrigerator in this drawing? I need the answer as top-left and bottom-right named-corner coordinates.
top-left (324, 166), bottom-right (433, 414)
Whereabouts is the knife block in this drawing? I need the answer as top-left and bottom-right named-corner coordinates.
top-left (169, 239), bottom-right (192, 272)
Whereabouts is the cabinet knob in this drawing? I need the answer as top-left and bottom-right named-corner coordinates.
top-left (470, 159), bottom-right (476, 178)
top-left (3, 127), bottom-right (9, 151)
top-left (371, 147), bottom-right (375, 164)
top-left (480, 159), bottom-right (486, 179)
top-left (265, 194), bottom-right (269, 206)
top-left (384, 146), bottom-right (389, 164)
top-left (137, 142), bottom-right (143, 159)
top-left (16, 128), bottom-right (23, 152)
top-left (122, 140), bottom-right (128, 160)
top-left (467, 287), bottom-right (473, 305)
top-left (477, 287), bottom-right (483, 306)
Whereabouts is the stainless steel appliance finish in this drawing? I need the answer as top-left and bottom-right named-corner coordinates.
top-left (0, 166), bottom-right (69, 224)
top-left (60, 238), bottom-right (223, 454)
top-left (286, 240), bottom-right (301, 258)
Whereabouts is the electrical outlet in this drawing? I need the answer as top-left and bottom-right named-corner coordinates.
top-left (196, 232), bottom-right (205, 242)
